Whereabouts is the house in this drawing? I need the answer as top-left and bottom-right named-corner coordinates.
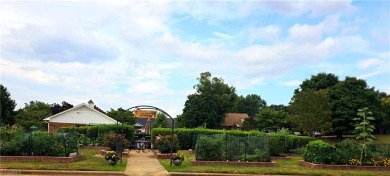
top-left (43, 100), bottom-right (117, 133)
top-left (222, 113), bottom-right (249, 130)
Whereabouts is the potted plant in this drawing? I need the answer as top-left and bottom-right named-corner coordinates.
top-left (171, 153), bottom-right (186, 166)
top-left (105, 151), bottom-right (119, 166)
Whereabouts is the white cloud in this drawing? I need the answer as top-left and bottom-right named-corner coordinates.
top-left (213, 32), bottom-right (234, 40)
top-left (280, 80), bottom-right (301, 87)
top-left (249, 25), bottom-right (280, 43)
top-left (357, 58), bottom-right (381, 69)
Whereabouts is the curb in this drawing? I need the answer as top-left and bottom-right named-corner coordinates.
top-left (0, 169), bottom-right (124, 176)
top-left (170, 173), bottom-right (289, 176)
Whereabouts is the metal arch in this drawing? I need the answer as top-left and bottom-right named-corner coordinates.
top-left (127, 105), bottom-right (175, 167)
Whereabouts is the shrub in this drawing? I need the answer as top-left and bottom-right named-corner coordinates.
top-left (195, 134), bottom-right (225, 161)
top-left (303, 140), bottom-right (338, 164)
top-left (154, 135), bottom-right (179, 153)
top-left (335, 139), bottom-right (361, 164)
top-left (239, 149), bottom-right (271, 162)
top-left (103, 132), bottom-right (130, 151)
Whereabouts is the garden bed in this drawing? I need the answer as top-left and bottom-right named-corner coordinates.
top-left (191, 160), bottom-right (278, 167)
top-left (299, 160), bottom-right (390, 171)
top-left (0, 154), bottom-right (85, 162)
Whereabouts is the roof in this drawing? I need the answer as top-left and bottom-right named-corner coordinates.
top-left (43, 102), bottom-right (117, 124)
top-left (222, 113), bottom-right (249, 127)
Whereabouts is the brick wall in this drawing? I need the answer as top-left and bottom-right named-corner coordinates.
top-left (48, 122), bottom-right (76, 133)
top-left (0, 154), bottom-right (85, 162)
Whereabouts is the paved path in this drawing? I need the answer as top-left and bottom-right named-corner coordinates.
top-left (125, 150), bottom-right (170, 176)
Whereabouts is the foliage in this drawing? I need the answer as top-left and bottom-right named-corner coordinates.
top-left (15, 101), bottom-right (51, 130)
top-left (154, 134), bottom-right (179, 153)
top-left (239, 149), bottom-right (271, 162)
top-left (256, 108), bottom-right (287, 132)
top-left (353, 107), bottom-right (376, 165)
top-left (303, 140), bottom-right (338, 164)
top-left (0, 84), bottom-right (17, 125)
top-left (104, 151), bottom-right (119, 162)
top-left (241, 117), bottom-right (257, 131)
top-left (376, 94), bottom-right (390, 134)
top-left (181, 72), bottom-right (237, 129)
top-left (232, 94), bottom-right (266, 116)
top-left (195, 134), bottom-right (225, 161)
top-left (103, 132), bottom-right (129, 151)
top-left (334, 138), bottom-right (361, 164)
top-left (288, 90), bottom-right (332, 136)
top-left (172, 152), bottom-right (186, 161)
top-left (295, 73), bottom-right (339, 92)
top-left (329, 77), bottom-right (380, 138)
top-left (50, 101), bottom-right (73, 115)
top-left (106, 108), bottom-right (135, 125)
top-left (153, 113), bottom-right (169, 128)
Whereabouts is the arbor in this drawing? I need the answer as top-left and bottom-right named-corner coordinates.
top-left (153, 113), bottom-right (169, 128)
top-left (0, 84), bottom-right (17, 125)
top-left (288, 90), bottom-right (332, 137)
top-left (233, 94), bottom-right (266, 116)
top-left (106, 108), bottom-right (135, 125)
top-left (181, 72), bottom-right (237, 129)
top-left (329, 77), bottom-right (380, 138)
top-left (15, 101), bottom-right (51, 130)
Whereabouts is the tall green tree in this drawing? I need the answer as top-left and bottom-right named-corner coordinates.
top-left (329, 77), bottom-right (380, 138)
top-left (15, 101), bottom-right (51, 130)
top-left (153, 113), bottom-right (169, 128)
top-left (181, 72), bottom-right (237, 129)
top-left (255, 108), bottom-right (287, 132)
top-left (233, 94), bottom-right (266, 116)
top-left (0, 84), bottom-right (17, 125)
top-left (106, 108), bottom-right (135, 125)
top-left (288, 90), bottom-right (332, 137)
top-left (50, 101), bottom-right (73, 115)
top-left (295, 73), bottom-right (339, 93)
top-left (374, 93), bottom-right (390, 134)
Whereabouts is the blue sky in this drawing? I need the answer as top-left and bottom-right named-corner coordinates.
top-left (1, 1), bottom-right (389, 117)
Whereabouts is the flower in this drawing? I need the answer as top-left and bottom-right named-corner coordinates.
top-left (105, 151), bottom-right (119, 161)
top-left (171, 153), bottom-right (186, 161)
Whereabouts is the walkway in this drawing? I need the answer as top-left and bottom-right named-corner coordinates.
top-left (125, 150), bottom-right (170, 176)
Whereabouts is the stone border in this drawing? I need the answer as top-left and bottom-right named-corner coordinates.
top-left (191, 160), bottom-right (278, 167)
top-left (0, 154), bottom-right (85, 162)
top-left (0, 169), bottom-right (124, 176)
top-left (299, 160), bottom-right (390, 171)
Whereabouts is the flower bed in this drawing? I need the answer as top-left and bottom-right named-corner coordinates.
top-left (0, 154), bottom-right (85, 162)
top-left (299, 160), bottom-right (390, 171)
top-left (191, 160), bottom-right (278, 167)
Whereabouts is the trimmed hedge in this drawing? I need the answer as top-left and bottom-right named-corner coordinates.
top-left (303, 140), bottom-right (338, 164)
top-left (151, 128), bottom-right (316, 156)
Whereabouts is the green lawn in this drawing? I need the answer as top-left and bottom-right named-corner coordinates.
top-left (0, 148), bottom-right (126, 171)
top-left (159, 150), bottom-right (390, 176)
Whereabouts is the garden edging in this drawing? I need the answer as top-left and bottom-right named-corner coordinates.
top-left (299, 160), bottom-right (390, 171)
top-left (191, 160), bottom-right (278, 167)
top-left (0, 154), bottom-right (85, 162)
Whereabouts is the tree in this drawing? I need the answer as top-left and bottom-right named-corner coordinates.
top-left (50, 101), bottom-right (73, 115)
top-left (376, 94), bottom-right (390, 134)
top-left (288, 90), bottom-right (332, 137)
top-left (181, 72), bottom-right (237, 129)
top-left (15, 101), bottom-right (51, 130)
top-left (241, 117), bottom-right (257, 131)
top-left (255, 108), bottom-right (287, 132)
top-left (295, 72), bottom-right (338, 93)
top-left (233, 94), bottom-right (266, 116)
top-left (268, 104), bottom-right (288, 112)
top-left (106, 108), bottom-right (135, 125)
top-left (329, 77), bottom-right (380, 138)
top-left (0, 84), bottom-right (17, 125)
top-left (153, 113), bottom-right (169, 128)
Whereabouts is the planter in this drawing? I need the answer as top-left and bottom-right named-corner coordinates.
top-left (172, 159), bottom-right (183, 166)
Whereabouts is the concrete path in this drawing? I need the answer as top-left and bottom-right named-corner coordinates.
top-left (125, 150), bottom-right (170, 176)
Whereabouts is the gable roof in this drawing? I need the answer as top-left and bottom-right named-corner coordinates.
top-left (223, 113), bottom-right (249, 127)
top-left (43, 102), bottom-right (117, 124)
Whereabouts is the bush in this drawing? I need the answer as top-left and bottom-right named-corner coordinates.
top-left (303, 140), bottom-right (338, 164)
top-left (103, 132), bottom-right (130, 151)
top-left (154, 135), bottom-right (179, 153)
top-left (335, 139), bottom-right (361, 164)
top-left (239, 149), bottom-right (271, 162)
top-left (195, 134), bottom-right (225, 161)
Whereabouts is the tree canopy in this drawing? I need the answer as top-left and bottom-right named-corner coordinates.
top-left (106, 107), bottom-right (135, 125)
top-left (0, 84), bottom-right (17, 125)
top-left (288, 90), bottom-right (332, 136)
top-left (233, 94), bottom-right (266, 116)
top-left (153, 112), bottom-right (169, 128)
top-left (15, 101), bottom-right (51, 130)
top-left (50, 101), bottom-right (73, 115)
top-left (180, 72), bottom-right (237, 129)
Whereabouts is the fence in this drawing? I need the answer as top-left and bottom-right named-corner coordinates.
top-left (195, 134), bottom-right (271, 162)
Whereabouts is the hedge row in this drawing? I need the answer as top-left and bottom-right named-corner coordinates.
top-left (57, 124), bottom-right (134, 141)
top-left (151, 128), bottom-right (315, 155)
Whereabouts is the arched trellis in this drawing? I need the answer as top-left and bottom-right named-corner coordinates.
top-left (127, 105), bottom-right (175, 166)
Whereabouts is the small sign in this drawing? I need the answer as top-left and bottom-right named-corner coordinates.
top-left (134, 109), bottom-right (158, 118)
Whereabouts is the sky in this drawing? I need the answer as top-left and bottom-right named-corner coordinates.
top-left (1, 0), bottom-right (389, 117)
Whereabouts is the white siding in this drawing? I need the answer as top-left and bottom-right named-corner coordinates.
top-left (49, 106), bottom-right (116, 124)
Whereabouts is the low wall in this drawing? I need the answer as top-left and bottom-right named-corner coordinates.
top-left (299, 160), bottom-right (390, 171)
top-left (191, 160), bottom-right (278, 167)
top-left (0, 154), bottom-right (85, 163)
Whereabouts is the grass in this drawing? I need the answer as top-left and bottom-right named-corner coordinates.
top-left (159, 150), bottom-right (390, 176)
top-left (0, 148), bottom-right (126, 171)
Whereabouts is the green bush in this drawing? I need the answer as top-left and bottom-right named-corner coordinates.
top-left (102, 132), bottom-right (130, 151)
top-left (154, 135), bottom-right (179, 153)
top-left (239, 149), bottom-right (271, 162)
top-left (303, 140), bottom-right (338, 164)
top-left (335, 139), bottom-right (361, 164)
top-left (195, 134), bottom-right (225, 161)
